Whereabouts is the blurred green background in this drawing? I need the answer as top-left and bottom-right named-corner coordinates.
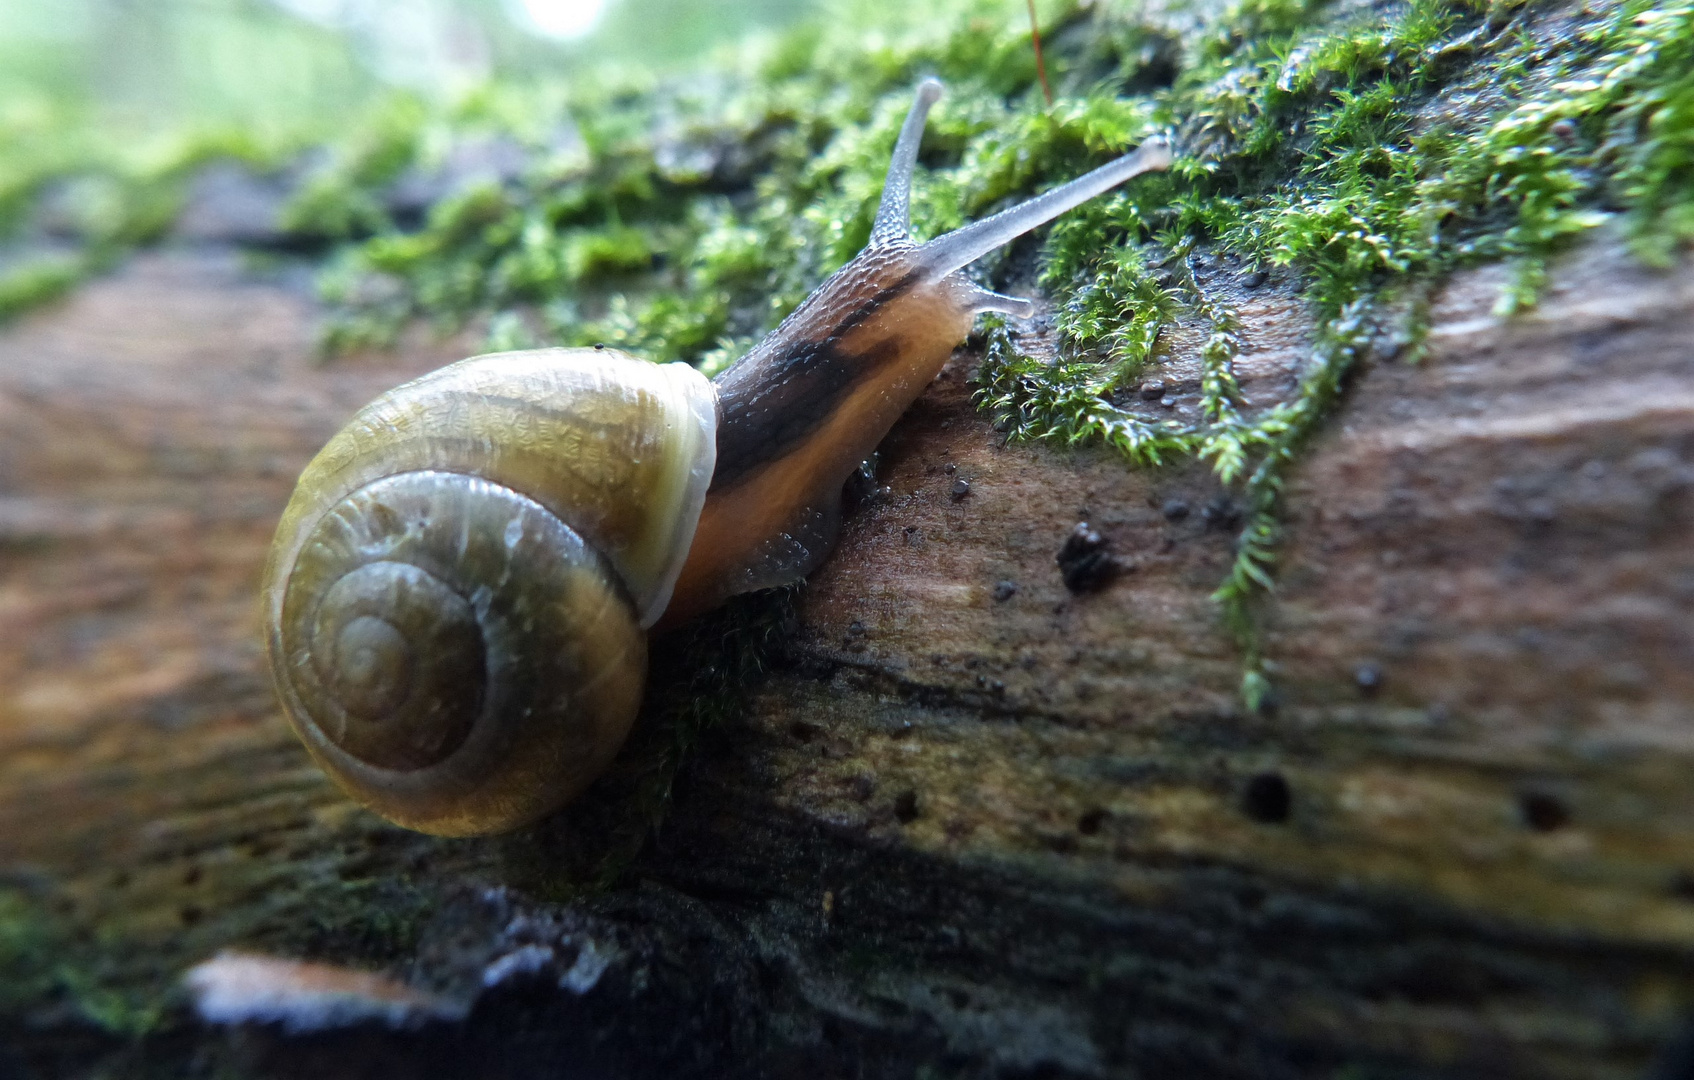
top-left (0, 0), bottom-right (977, 147)
top-left (0, 0), bottom-right (1046, 322)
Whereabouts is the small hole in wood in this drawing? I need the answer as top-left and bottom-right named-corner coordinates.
top-left (1243, 772), bottom-right (1292, 824)
top-left (893, 790), bottom-right (919, 824)
top-left (1519, 791), bottom-right (1569, 832)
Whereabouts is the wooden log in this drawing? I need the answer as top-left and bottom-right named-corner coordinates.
top-left (0, 229), bottom-right (1690, 1078)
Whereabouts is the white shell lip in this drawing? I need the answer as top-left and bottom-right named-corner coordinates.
top-left (634, 360), bottom-right (718, 628)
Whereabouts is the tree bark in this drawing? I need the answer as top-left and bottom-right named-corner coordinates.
top-left (0, 231), bottom-right (1691, 1079)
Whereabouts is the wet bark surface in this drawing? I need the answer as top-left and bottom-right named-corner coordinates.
top-left (0, 228), bottom-right (1691, 1079)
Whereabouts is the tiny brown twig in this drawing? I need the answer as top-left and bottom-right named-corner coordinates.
top-left (1026, 0), bottom-right (1053, 106)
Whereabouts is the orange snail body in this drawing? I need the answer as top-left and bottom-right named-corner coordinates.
top-left (263, 79), bottom-right (1171, 835)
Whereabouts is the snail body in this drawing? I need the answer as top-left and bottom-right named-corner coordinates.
top-left (265, 80), bottom-right (1170, 835)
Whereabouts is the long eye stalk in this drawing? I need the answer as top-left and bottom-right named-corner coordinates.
top-left (871, 78), bottom-right (944, 246)
top-left (913, 139), bottom-right (1172, 283)
top-left (866, 79), bottom-right (1172, 314)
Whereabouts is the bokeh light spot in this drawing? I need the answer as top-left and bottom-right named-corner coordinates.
top-left (513, 0), bottom-right (606, 39)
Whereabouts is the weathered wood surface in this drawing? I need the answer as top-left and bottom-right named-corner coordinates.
top-left (0, 231), bottom-right (1691, 1079)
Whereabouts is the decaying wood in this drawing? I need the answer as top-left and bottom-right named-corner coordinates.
top-left (0, 229), bottom-right (1691, 1079)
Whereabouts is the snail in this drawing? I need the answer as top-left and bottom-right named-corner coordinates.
top-left (263, 79), bottom-right (1171, 836)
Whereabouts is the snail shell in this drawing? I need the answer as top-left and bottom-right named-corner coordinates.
top-left (262, 349), bottom-right (715, 835)
top-left (264, 79), bottom-right (1171, 836)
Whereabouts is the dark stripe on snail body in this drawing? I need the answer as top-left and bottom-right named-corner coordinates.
top-left (708, 266), bottom-right (926, 488)
top-left (264, 79), bottom-right (1171, 835)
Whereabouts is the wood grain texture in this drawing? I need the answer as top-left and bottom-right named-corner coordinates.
top-left (0, 233), bottom-right (1691, 1079)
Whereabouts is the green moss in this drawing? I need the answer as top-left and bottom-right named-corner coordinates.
top-left (273, 3), bottom-right (1130, 365)
top-left (0, 126), bottom-right (286, 325)
top-left (0, 889), bottom-right (60, 1011)
top-left (0, 888), bottom-right (165, 1037)
top-left (284, 876), bottom-right (438, 965)
top-left (978, 0), bottom-right (1693, 701)
top-left (0, 253), bottom-right (88, 321)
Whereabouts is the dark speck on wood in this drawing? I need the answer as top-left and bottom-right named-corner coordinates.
top-left (789, 720), bottom-right (822, 742)
top-left (1244, 772), bottom-right (1292, 823)
top-left (1200, 497), bottom-right (1240, 529)
top-left (1520, 791), bottom-right (1570, 832)
top-left (1670, 872), bottom-right (1694, 903)
top-left (893, 790), bottom-right (920, 824)
top-left (1056, 523), bottom-right (1120, 593)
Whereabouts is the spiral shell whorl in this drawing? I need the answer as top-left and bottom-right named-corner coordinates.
top-left (263, 348), bottom-right (717, 835)
top-left (274, 472), bottom-right (646, 834)
top-left (303, 556), bottom-right (485, 770)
